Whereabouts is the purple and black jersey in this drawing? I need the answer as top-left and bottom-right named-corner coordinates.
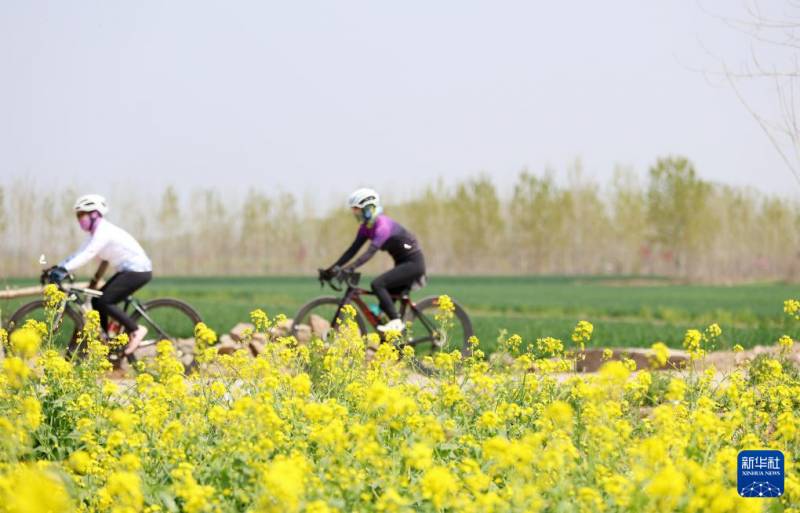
top-left (333, 214), bottom-right (422, 268)
top-left (357, 215), bottom-right (420, 261)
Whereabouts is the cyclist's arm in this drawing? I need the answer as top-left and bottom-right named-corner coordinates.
top-left (332, 233), bottom-right (368, 268)
top-left (349, 243), bottom-right (379, 269)
top-left (60, 230), bottom-right (109, 272)
top-left (88, 260), bottom-right (109, 289)
top-left (347, 217), bottom-right (392, 269)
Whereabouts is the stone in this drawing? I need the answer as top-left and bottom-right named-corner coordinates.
top-left (309, 315), bottom-right (331, 338)
top-left (293, 323), bottom-right (312, 344)
top-left (488, 351), bottom-right (514, 367)
top-left (575, 348), bottom-right (689, 372)
top-left (229, 323), bottom-right (255, 342)
top-left (217, 334), bottom-right (246, 355)
top-left (249, 340), bottom-right (265, 357)
top-left (269, 318), bottom-right (294, 338)
top-left (175, 338), bottom-right (196, 354)
top-left (132, 342), bottom-right (158, 360)
top-left (251, 331), bottom-right (269, 344)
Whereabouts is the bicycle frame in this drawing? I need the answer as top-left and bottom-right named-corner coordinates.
top-left (330, 283), bottom-right (441, 347)
top-left (125, 297), bottom-right (173, 341)
top-left (55, 286), bottom-right (172, 344)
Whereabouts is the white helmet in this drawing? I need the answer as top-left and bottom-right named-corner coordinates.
top-left (346, 188), bottom-right (380, 210)
top-left (73, 194), bottom-right (109, 215)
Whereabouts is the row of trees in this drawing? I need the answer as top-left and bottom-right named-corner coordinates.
top-left (2, 156), bottom-right (799, 281)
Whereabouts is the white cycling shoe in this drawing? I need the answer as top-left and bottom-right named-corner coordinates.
top-left (124, 325), bottom-right (148, 355)
top-left (377, 318), bottom-right (405, 333)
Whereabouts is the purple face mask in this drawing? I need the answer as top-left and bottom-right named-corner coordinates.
top-left (78, 212), bottom-right (100, 232)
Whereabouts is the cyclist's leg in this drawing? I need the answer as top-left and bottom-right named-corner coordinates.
top-left (92, 273), bottom-right (120, 332)
top-left (371, 255), bottom-right (425, 320)
top-left (94, 271), bottom-right (152, 332)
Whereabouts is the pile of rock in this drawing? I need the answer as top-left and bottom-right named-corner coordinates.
top-left (488, 343), bottom-right (800, 374)
top-left (488, 347), bottom-right (690, 372)
top-left (575, 348), bottom-right (690, 372)
top-left (166, 316), bottom-right (329, 357)
top-left (213, 317), bottom-right (328, 356)
top-left (115, 315), bottom-right (337, 371)
top-left (703, 343), bottom-right (800, 373)
top-left (123, 338), bottom-right (198, 369)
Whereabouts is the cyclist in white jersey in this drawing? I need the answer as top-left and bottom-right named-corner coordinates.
top-left (49, 195), bottom-right (153, 355)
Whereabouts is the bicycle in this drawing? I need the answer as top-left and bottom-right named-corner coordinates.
top-left (6, 266), bottom-right (203, 368)
top-left (291, 268), bottom-right (474, 371)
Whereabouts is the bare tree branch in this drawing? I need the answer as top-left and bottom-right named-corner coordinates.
top-left (699, 0), bottom-right (800, 188)
top-left (724, 63), bottom-right (800, 186)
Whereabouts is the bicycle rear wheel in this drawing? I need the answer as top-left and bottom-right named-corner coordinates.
top-left (402, 296), bottom-right (474, 372)
top-left (291, 296), bottom-right (367, 344)
top-left (7, 300), bottom-right (84, 354)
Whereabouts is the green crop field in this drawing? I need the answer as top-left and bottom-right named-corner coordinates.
top-left (2, 275), bottom-right (797, 354)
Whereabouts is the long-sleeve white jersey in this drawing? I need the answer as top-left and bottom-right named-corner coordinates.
top-left (60, 218), bottom-right (152, 273)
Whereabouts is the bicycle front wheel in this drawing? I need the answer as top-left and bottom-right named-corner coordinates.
top-left (7, 300), bottom-right (84, 354)
top-left (291, 296), bottom-right (367, 344)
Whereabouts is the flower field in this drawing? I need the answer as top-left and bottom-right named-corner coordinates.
top-left (0, 289), bottom-right (799, 512)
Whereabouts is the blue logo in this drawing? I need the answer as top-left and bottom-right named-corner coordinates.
top-left (738, 450), bottom-right (784, 497)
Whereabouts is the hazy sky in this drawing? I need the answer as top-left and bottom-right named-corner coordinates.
top-left (0, 0), bottom-right (796, 207)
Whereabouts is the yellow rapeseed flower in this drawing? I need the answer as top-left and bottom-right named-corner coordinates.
top-left (536, 336), bottom-right (564, 357)
top-left (403, 442), bottom-right (434, 470)
top-left (101, 471), bottom-right (143, 513)
top-left (705, 323), bottom-right (722, 339)
top-left (778, 335), bottom-right (794, 351)
top-left (43, 283), bottom-right (66, 310)
top-left (375, 488), bottom-right (410, 513)
top-left (542, 401), bottom-right (573, 431)
top-left (683, 329), bottom-right (705, 360)
top-left (194, 322), bottom-right (217, 349)
top-left (645, 464), bottom-right (686, 512)
top-left (421, 465), bottom-right (458, 510)
top-left (251, 308), bottom-right (271, 332)
top-left (784, 298), bottom-right (800, 320)
top-left (257, 455), bottom-right (308, 513)
top-left (171, 463), bottom-right (215, 513)
top-left (665, 378), bottom-right (687, 402)
top-left (0, 464), bottom-right (73, 513)
top-left (477, 410), bottom-right (502, 431)
top-left (69, 450), bottom-right (93, 475)
top-left (437, 295), bottom-right (455, 315)
top-left (2, 357), bottom-right (31, 388)
top-left (21, 396), bottom-right (42, 430)
top-left (650, 342), bottom-right (669, 367)
top-left (9, 327), bottom-right (41, 359)
top-left (571, 320), bottom-right (593, 345)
